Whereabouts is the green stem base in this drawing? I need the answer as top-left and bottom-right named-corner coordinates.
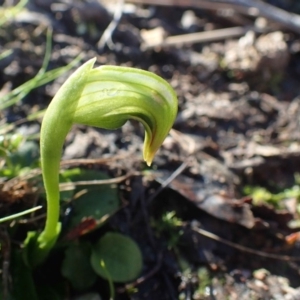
top-left (22, 223), bottom-right (61, 268)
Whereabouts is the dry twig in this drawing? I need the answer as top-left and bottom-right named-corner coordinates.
top-left (127, 0), bottom-right (300, 34)
top-left (191, 222), bottom-right (300, 262)
top-left (142, 26), bottom-right (254, 49)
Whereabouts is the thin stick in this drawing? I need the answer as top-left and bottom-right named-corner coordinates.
top-left (127, 0), bottom-right (300, 34)
top-left (146, 158), bottom-right (191, 205)
top-left (58, 172), bottom-right (140, 191)
top-left (98, 0), bottom-right (124, 49)
top-left (60, 153), bottom-right (131, 166)
top-left (192, 224), bottom-right (300, 262)
top-left (142, 26), bottom-right (252, 49)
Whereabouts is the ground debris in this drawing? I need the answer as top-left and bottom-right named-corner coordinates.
top-left (2, 0), bottom-right (300, 299)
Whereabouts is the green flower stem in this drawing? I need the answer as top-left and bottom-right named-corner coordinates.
top-left (39, 59), bottom-right (94, 247)
top-left (24, 58), bottom-right (177, 267)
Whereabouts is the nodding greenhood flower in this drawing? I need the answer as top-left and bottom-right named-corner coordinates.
top-left (24, 58), bottom-right (178, 267)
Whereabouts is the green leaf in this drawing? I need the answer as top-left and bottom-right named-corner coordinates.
top-left (61, 242), bottom-right (97, 290)
top-left (10, 140), bottom-right (39, 168)
top-left (62, 169), bottom-right (119, 235)
top-left (90, 232), bottom-right (143, 283)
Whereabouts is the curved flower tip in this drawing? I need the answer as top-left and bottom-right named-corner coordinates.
top-left (79, 63), bottom-right (178, 166)
top-left (144, 151), bottom-right (155, 167)
top-left (71, 62), bottom-right (178, 166)
top-left (139, 75), bottom-right (177, 166)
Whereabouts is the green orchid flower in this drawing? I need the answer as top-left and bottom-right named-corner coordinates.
top-left (24, 58), bottom-right (178, 267)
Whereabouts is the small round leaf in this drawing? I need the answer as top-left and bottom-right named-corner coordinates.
top-left (90, 232), bottom-right (143, 283)
top-left (62, 242), bottom-right (97, 290)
